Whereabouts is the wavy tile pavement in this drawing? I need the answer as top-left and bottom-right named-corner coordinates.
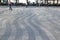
top-left (0, 7), bottom-right (60, 40)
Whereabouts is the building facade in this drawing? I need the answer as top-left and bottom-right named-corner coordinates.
top-left (0, 0), bottom-right (60, 5)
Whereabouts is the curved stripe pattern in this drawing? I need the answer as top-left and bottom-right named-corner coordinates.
top-left (0, 7), bottom-right (60, 40)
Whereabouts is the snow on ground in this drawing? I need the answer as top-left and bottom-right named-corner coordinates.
top-left (0, 7), bottom-right (60, 40)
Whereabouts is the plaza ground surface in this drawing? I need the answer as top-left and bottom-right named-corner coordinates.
top-left (0, 7), bottom-right (60, 40)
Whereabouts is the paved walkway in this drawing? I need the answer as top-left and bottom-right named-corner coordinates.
top-left (0, 7), bottom-right (60, 40)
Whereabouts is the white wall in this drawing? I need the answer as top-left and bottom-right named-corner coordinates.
top-left (11, 0), bottom-right (35, 3)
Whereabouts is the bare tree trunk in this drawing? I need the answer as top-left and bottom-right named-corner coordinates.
top-left (57, 0), bottom-right (58, 4)
top-left (45, 0), bottom-right (48, 4)
top-left (45, 0), bottom-right (46, 4)
top-left (36, 0), bottom-right (38, 6)
top-left (53, 0), bottom-right (55, 4)
top-left (16, 0), bottom-right (17, 4)
top-left (3, 0), bottom-right (4, 3)
top-left (26, 0), bottom-right (29, 7)
top-left (47, 0), bottom-right (48, 4)
top-left (16, 0), bottom-right (19, 3)
top-left (3, 0), bottom-right (8, 3)
top-left (7, 0), bottom-right (8, 4)
top-left (39, 0), bottom-right (41, 6)
top-left (26, 0), bottom-right (29, 5)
